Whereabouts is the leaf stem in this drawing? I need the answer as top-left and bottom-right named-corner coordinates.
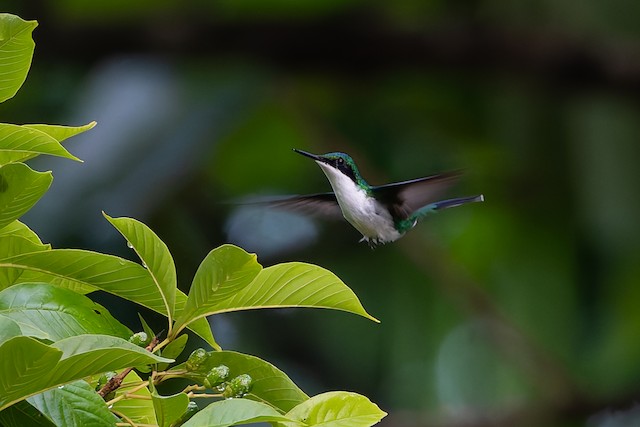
top-left (106, 380), bottom-right (150, 406)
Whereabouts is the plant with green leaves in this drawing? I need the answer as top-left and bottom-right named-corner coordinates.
top-left (0, 13), bottom-right (386, 427)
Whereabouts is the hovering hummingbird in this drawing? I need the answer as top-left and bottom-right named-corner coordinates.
top-left (261, 149), bottom-right (484, 246)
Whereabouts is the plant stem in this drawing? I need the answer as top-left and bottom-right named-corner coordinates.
top-left (98, 335), bottom-right (160, 398)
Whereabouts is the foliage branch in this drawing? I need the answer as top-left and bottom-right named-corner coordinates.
top-left (0, 13), bottom-right (385, 427)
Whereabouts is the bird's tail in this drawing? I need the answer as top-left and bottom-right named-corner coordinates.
top-left (398, 195), bottom-right (484, 232)
top-left (430, 194), bottom-right (484, 211)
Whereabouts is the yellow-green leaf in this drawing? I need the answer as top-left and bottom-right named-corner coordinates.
top-left (0, 163), bottom-right (52, 230)
top-left (284, 391), bottom-right (386, 427)
top-left (0, 14), bottom-right (37, 103)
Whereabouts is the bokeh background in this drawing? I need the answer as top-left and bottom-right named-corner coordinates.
top-left (4, 1), bottom-right (640, 426)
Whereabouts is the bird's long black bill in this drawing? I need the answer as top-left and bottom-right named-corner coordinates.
top-left (293, 149), bottom-right (323, 162)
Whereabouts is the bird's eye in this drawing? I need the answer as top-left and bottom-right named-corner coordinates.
top-left (336, 158), bottom-right (344, 165)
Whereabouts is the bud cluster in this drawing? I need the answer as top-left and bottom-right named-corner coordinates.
top-left (185, 348), bottom-right (253, 399)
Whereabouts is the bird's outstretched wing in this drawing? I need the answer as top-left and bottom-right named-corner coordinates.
top-left (238, 192), bottom-right (343, 219)
top-left (371, 171), bottom-right (461, 220)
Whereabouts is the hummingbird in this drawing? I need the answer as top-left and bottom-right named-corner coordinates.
top-left (261, 149), bottom-right (484, 246)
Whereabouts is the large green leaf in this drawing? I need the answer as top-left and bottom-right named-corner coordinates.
top-left (8, 122), bottom-right (97, 164)
top-left (27, 380), bottom-right (115, 427)
top-left (174, 245), bottom-right (262, 336)
top-left (104, 214), bottom-right (177, 324)
top-left (0, 249), bottom-right (219, 348)
top-left (0, 283), bottom-right (132, 341)
top-left (172, 350), bottom-right (308, 413)
top-left (0, 14), bottom-right (37, 103)
top-left (0, 250), bottom-right (167, 308)
top-left (0, 400), bottom-right (56, 427)
top-left (110, 370), bottom-right (156, 425)
top-left (0, 334), bottom-right (172, 411)
top-left (0, 337), bottom-right (63, 411)
top-left (24, 122), bottom-right (97, 144)
top-left (49, 335), bottom-right (172, 382)
top-left (284, 392), bottom-right (387, 427)
top-left (181, 399), bottom-right (294, 427)
top-left (179, 259), bottom-right (378, 332)
top-left (0, 124), bottom-right (81, 165)
top-left (239, 263), bottom-right (378, 321)
top-left (150, 386), bottom-right (189, 427)
top-left (0, 162), bottom-right (52, 230)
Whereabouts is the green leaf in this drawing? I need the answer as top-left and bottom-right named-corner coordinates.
top-left (0, 221), bottom-right (50, 289)
top-left (284, 392), bottom-right (387, 427)
top-left (181, 399), bottom-right (295, 427)
top-left (181, 259), bottom-right (379, 326)
top-left (0, 334), bottom-right (172, 411)
top-left (49, 335), bottom-right (173, 382)
top-left (0, 283), bottom-right (132, 341)
top-left (0, 400), bottom-right (56, 427)
top-left (27, 380), bottom-right (115, 427)
top-left (0, 249), bottom-right (171, 312)
top-left (10, 122), bottom-right (96, 164)
top-left (104, 214), bottom-right (177, 324)
top-left (174, 245), bottom-right (262, 336)
top-left (0, 230), bottom-right (49, 259)
top-left (0, 336), bottom-right (63, 411)
top-left (24, 122), bottom-right (97, 144)
top-left (0, 248), bottom-right (218, 347)
top-left (0, 314), bottom-right (21, 344)
top-left (0, 123), bottom-right (81, 165)
top-left (157, 333), bottom-right (188, 371)
top-left (175, 292), bottom-right (220, 350)
top-left (173, 245), bottom-right (376, 348)
top-left (245, 263), bottom-right (378, 321)
top-left (172, 350), bottom-right (308, 412)
top-left (0, 14), bottom-right (37, 103)
top-left (137, 313), bottom-right (157, 343)
top-left (0, 162), bottom-right (52, 230)
top-left (0, 231), bottom-right (49, 290)
top-left (151, 388), bottom-right (189, 427)
top-left (110, 371), bottom-right (156, 425)
top-left (0, 220), bottom-right (47, 246)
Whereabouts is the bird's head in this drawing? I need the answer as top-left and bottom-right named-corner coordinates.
top-left (293, 149), bottom-right (365, 187)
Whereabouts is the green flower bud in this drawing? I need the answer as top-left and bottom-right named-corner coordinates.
top-left (222, 374), bottom-right (253, 399)
top-left (128, 331), bottom-right (150, 347)
top-left (185, 348), bottom-right (209, 372)
top-left (203, 365), bottom-right (230, 389)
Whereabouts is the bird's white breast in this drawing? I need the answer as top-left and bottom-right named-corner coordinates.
top-left (317, 162), bottom-right (402, 243)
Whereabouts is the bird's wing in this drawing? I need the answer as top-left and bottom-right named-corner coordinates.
top-left (371, 171), bottom-right (461, 220)
top-left (239, 192), bottom-right (343, 219)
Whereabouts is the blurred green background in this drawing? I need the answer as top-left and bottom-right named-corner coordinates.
top-left (4, 1), bottom-right (640, 426)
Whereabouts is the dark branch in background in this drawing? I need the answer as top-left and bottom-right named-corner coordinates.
top-left (386, 388), bottom-right (640, 427)
top-left (398, 234), bottom-right (579, 399)
top-left (22, 8), bottom-right (640, 94)
top-left (394, 234), bottom-right (640, 427)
